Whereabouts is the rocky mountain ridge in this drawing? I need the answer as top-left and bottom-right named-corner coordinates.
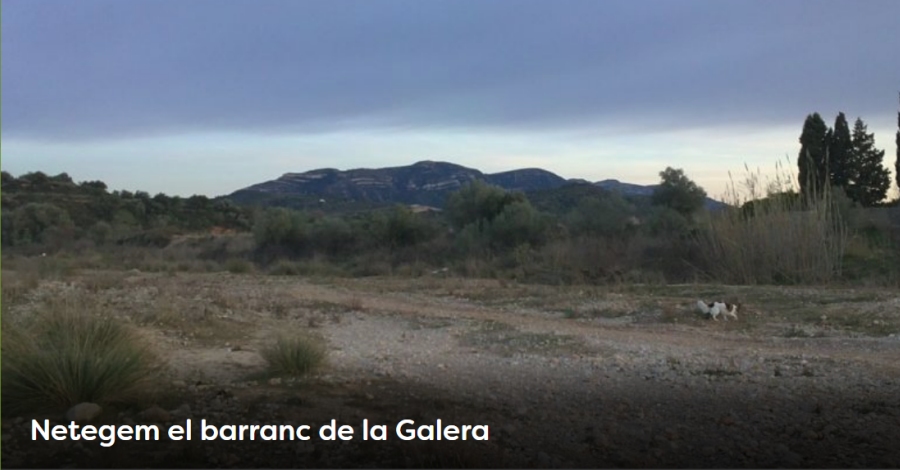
top-left (227, 160), bottom-right (724, 210)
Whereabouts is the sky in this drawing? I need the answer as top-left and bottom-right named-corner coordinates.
top-left (3, 0), bottom-right (899, 201)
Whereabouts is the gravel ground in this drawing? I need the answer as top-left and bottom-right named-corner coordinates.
top-left (3, 272), bottom-right (900, 468)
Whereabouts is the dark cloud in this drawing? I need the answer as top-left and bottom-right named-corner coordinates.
top-left (3, 0), bottom-right (898, 141)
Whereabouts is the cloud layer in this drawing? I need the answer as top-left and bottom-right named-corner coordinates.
top-left (4, 0), bottom-right (898, 142)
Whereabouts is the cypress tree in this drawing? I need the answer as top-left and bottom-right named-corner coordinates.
top-left (827, 112), bottom-right (852, 189)
top-left (847, 117), bottom-right (890, 207)
top-left (797, 113), bottom-right (829, 198)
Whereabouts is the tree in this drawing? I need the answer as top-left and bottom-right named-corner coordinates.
top-left (826, 112), bottom-right (852, 189)
top-left (797, 113), bottom-right (829, 198)
top-left (11, 203), bottom-right (75, 246)
top-left (445, 180), bottom-right (525, 230)
top-left (252, 207), bottom-right (308, 252)
top-left (564, 193), bottom-right (634, 239)
top-left (650, 167), bottom-right (707, 217)
top-left (896, 92), bottom-right (899, 192)
top-left (485, 200), bottom-right (548, 250)
top-left (846, 117), bottom-right (890, 206)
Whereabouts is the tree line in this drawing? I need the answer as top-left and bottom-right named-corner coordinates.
top-left (1, 171), bottom-right (251, 249)
top-left (797, 105), bottom-right (897, 207)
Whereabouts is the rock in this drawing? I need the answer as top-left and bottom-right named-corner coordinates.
top-left (170, 404), bottom-right (192, 419)
top-left (139, 405), bottom-right (172, 423)
top-left (66, 403), bottom-right (102, 423)
top-left (268, 377), bottom-right (282, 386)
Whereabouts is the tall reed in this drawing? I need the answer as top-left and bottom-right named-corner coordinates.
top-left (695, 156), bottom-right (849, 284)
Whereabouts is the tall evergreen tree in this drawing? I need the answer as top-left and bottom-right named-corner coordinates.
top-left (797, 113), bottom-right (829, 198)
top-left (847, 117), bottom-right (890, 206)
top-left (826, 112), bottom-right (852, 189)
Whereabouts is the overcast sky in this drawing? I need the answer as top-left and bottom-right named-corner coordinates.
top-left (3, 0), bottom-right (899, 200)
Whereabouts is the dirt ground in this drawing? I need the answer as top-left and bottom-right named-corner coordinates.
top-left (3, 269), bottom-right (900, 468)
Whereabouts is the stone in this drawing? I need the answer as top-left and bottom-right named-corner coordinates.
top-left (65, 403), bottom-right (102, 423)
top-left (170, 404), bottom-right (192, 419)
top-left (139, 405), bottom-right (172, 423)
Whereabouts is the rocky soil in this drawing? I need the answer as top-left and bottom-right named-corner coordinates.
top-left (3, 271), bottom-right (900, 468)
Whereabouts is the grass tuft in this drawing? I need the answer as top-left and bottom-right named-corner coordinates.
top-left (260, 333), bottom-right (327, 378)
top-left (2, 305), bottom-right (163, 415)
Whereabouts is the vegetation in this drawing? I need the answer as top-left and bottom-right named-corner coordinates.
top-left (825, 113), bottom-right (852, 193)
top-left (260, 333), bottom-right (327, 378)
top-left (651, 167), bottom-right (707, 218)
top-left (895, 92), bottom-right (900, 193)
top-left (1, 170), bottom-right (251, 251)
top-left (696, 161), bottom-right (849, 284)
top-left (3, 147), bottom-right (898, 287)
top-left (846, 117), bottom-right (891, 206)
top-left (798, 112), bottom-right (829, 199)
top-left (1, 300), bottom-right (162, 414)
top-left (798, 112), bottom-right (892, 207)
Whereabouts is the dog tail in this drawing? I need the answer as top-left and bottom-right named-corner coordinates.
top-left (696, 300), bottom-right (711, 314)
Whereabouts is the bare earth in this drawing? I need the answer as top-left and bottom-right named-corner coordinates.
top-left (3, 270), bottom-right (900, 468)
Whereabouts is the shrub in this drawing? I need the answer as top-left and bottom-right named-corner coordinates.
top-left (253, 207), bottom-right (309, 252)
top-left (11, 202), bottom-right (75, 247)
top-left (225, 258), bottom-right (254, 274)
top-left (2, 305), bottom-right (162, 414)
top-left (261, 333), bottom-right (327, 377)
top-left (268, 260), bottom-right (304, 276)
top-left (445, 180), bottom-right (526, 230)
top-left (486, 201), bottom-right (549, 250)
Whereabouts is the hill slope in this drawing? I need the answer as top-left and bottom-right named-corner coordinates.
top-left (225, 160), bottom-right (725, 211)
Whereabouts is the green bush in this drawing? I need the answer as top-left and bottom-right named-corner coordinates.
top-left (253, 207), bottom-right (309, 252)
top-left (486, 201), bottom-right (549, 250)
top-left (11, 202), bottom-right (75, 247)
top-left (445, 180), bottom-right (526, 230)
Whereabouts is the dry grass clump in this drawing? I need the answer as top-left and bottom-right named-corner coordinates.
top-left (2, 303), bottom-right (163, 415)
top-left (260, 332), bottom-right (327, 378)
top-left (224, 258), bottom-right (255, 274)
top-left (696, 158), bottom-right (849, 284)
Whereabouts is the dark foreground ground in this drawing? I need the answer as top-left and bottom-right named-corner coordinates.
top-left (3, 272), bottom-right (900, 468)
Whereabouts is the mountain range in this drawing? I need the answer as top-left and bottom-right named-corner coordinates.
top-left (226, 160), bottom-right (725, 211)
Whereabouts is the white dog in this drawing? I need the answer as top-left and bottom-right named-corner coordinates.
top-left (696, 300), bottom-right (739, 321)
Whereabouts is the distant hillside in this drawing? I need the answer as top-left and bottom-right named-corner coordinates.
top-left (594, 178), bottom-right (725, 211)
top-left (594, 179), bottom-right (656, 197)
top-left (226, 160), bottom-right (725, 212)
top-left (226, 161), bottom-right (570, 211)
